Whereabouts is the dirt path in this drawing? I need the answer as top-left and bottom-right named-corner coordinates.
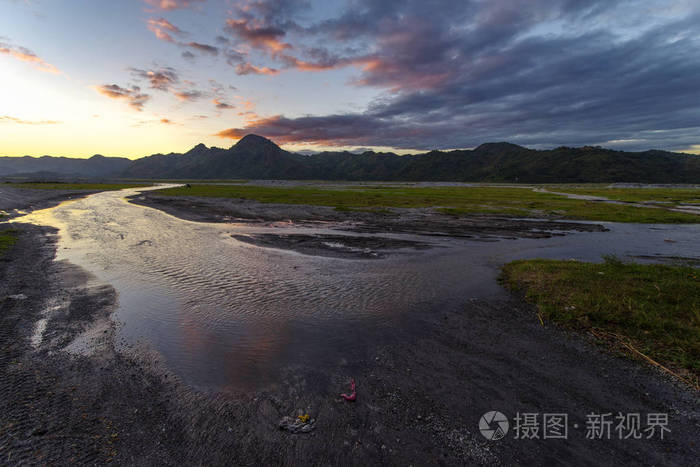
top-left (1, 191), bottom-right (698, 465)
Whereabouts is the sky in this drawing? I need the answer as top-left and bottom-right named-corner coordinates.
top-left (1, 0), bottom-right (699, 159)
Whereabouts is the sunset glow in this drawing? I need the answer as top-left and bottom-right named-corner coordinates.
top-left (1, 0), bottom-right (699, 158)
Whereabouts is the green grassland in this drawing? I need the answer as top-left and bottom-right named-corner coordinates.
top-left (154, 184), bottom-right (700, 223)
top-left (549, 186), bottom-right (700, 205)
top-left (501, 258), bottom-right (700, 384)
top-left (0, 229), bottom-right (18, 257)
top-left (8, 182), bottom-right (151, 191)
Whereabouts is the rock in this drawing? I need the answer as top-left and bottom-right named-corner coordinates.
top-left (8, 294), bottom-right (27, 300)
top-left (279, 415), bottom-right (315, 434)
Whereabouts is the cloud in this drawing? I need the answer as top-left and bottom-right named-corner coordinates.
top-left (0, 40), bottom-right (61, 74)
top-left (215, 0), bottom-right (700, 151)
top-left (0, 115), bottom-right (61, 125)
top-left (146, 17), bottom-right (185, 43)
top-left (160, 118), bottom-right (174, 124)
top-left (181, 50), bottom-right (196, 60)
top-left (129, 66), bottom-right (205, 104)
top-left (234, 62), bottom-right (278, 76)
top-left (221, 2), bottom-right (358, 75)
top-left (93, 84), bottom-right (150, 111)
top-left (214, 114), bottom-right (415, 146)
top-left (173, 90), bottom-right (203, 101)
top-left (187, 42), bottom-right (218, 55)
top-left (213, 98), bottom-right (234, 110)
top-left (130, 67), bottom-right (179, 90)
top-left (143, 0), bottom-right (205, 11)
top-left (145, 18), bottom-right (219, 59)
top-left (223, 49), bottom-right (245, 67)
top-left (224, 18), bottom-right (292, 55)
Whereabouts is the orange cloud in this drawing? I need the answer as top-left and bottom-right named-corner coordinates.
top-left (225, 18), bottom-right (292, 55)
top-left (173, 90), bottom-right (203, 101)
top-left (147, 18), bottom-right (183, 42)
top-left (215, 127), bottom-right (247, 139)
top-left (234, 62), bottom-right (278, 76)
top-left (0, 116), bottom-right (61, 125)
top-left (0, 41), bottom-right (61, 75)
top-left (92, 84), bottom-right (150, 111)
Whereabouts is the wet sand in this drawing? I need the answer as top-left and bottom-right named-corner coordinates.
top-left (128, 192), bottom-right (607, 259)
top-left (1, 187), bottom-right (698, 465)
top-left (231, 233), bottom-right (432, 259)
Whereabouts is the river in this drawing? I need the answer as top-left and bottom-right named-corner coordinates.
top-left (15, 186), bottom-right (700, 392)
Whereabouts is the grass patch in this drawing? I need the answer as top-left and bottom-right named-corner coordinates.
top-left (548, 187), bottom-right (700, 205)
top-left (8, 182), bottom-right (151, 191)
top-left (0, 229), bottom-right (18, 257)
top-left (334, 206), bottom-right (396, 215)
top-left (121, 179), bottom-right (249, 184)
top-left (501, 257), bottom-right (700, 386)
top-left (153, 184), bottom-right (700, 223)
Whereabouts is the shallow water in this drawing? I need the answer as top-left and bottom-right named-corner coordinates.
top-left (15, 187), bottom-right (700, 392)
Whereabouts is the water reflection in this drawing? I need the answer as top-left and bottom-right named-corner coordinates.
top-left (14, 187), bottom-right (700, 392)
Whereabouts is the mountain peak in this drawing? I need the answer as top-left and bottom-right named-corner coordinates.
top-left (232, 134), bottom-right (280, 152)
top-left (185, 143), bottom-right (209, 156)
top-left (475, 142), bottom-right (524, 151)
top-left (186, 143), bottom-right (208, 155)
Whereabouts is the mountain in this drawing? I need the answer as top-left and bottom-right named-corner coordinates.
top-left (120, 134), bottom-right (312, 179)
top-left (0, 154), bottom-right (131, 179)
top-left (3, 135), bottom-right (699, 182)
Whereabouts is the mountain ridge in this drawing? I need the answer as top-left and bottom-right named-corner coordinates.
top-left (2, 135), bottom-right (699, 183)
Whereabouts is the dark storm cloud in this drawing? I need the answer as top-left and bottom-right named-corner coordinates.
top-left (217, 0), bottom-right (700, 151)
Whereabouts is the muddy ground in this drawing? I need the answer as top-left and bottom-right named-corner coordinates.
top-left (0, 189), bottom-right (698, 465)
top-left (129, 192), bottom-right (606, 258)
top-left (231, 233), bottom-right (432, 259)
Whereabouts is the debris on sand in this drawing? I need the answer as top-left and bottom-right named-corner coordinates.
top-left (279, 415), bottom-right (316, 433)
top-left (340, 378), bottom-right (357, 402)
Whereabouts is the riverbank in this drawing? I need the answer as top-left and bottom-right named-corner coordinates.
top-left (1, 188), bottom-right (699, 464)
top-left (140, 183), bottom-right (700, 223)
top-left (128, 190), bottom-right (609, 258)
top-left (501, 257), bottom-right (700, 388)
top-left (0, 183), bottom-right (148, 220)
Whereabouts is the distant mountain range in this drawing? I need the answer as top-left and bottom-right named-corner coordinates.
top-left (2, 134), bottom-right (699, 183)
top-left (0, 154), bottom-right (131, 179)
